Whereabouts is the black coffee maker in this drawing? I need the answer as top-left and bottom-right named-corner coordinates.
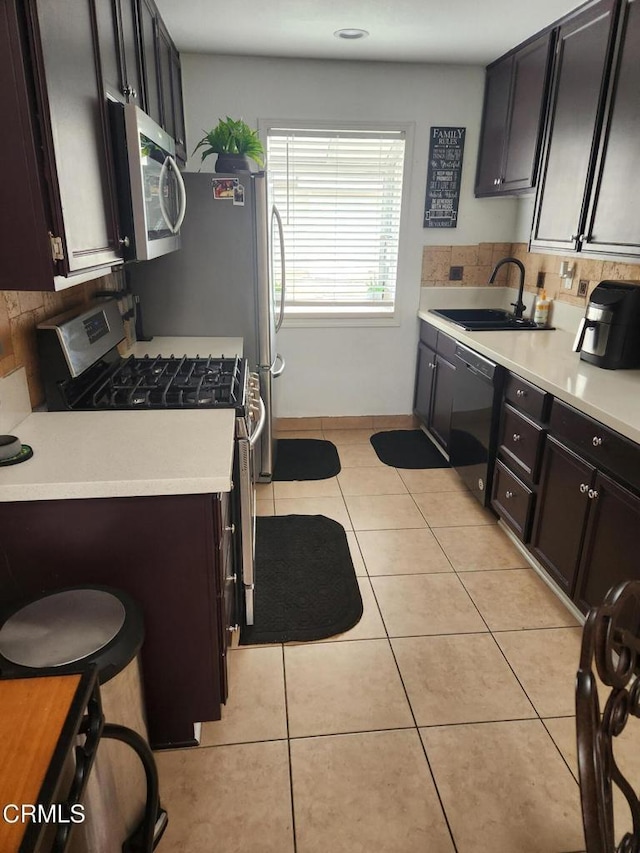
top-left (573, 281), bottom-right (640, 369)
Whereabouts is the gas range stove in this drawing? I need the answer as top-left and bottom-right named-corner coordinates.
top-left (37, 300), bottom-right (252, 414)
top-left (74, 354), bottom-right (247, 411)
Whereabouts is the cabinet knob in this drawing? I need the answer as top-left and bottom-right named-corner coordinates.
top-left (588, 488), bottom-right (599, 500)
top-left (119, 236), bottom-right (130, 248)
top-left (228, 624), bottom-right (240, 634)
top-left (592, 436), bottom-right (603, 447)
top-left (429, 362), bottom-right (436, 370)
top-left (224, 524), bottom-right (235, 533)
top-left (505, 490), bottom-right (514, 499)
top-left (225, 573), bottom-right (237, 583)
top-left (580, 483), bottom-right (589, 493)
top-left (516, 389), bottom-right (526, 398)
top-left (493, 178), bottom-right (499, 186)
top-left (512, 433), bottom-right (521, 442)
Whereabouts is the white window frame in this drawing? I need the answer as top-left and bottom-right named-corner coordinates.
top-left (259, 118), bottom-right (414, 328)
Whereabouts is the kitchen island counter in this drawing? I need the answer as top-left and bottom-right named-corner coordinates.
top-left (418, 308), bottom-right (640, 445)
top-left (0, 408), bottom-right (236, 502)
top-left (0, 329), bottom-right (244, 504)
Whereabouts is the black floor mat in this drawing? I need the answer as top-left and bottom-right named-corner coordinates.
top-left (370, 429), bottom-right (450, 469)
top-left (240, 515), bottom-right (362, 645)
top-left (273, 438), bottom-right (341, 481)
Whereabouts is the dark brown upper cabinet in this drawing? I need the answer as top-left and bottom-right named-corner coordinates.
top-left (1, 0), bottom-right (124, 291)
top-left (137, 0), bottom-right (162, 125)
top-left (580, 0), bottom-right (640, 258)
top-left (137, 0), bottom-right (186, 163)
top-left (1, 0), bottom-right (186, 291)
top-left (475, 31), bottom-right (554, 197)
top-left (530, 0), bottom-right (620, 254)
top-left (156, 19), bottom-right (187, 163)
top-left (94, 0), bottom-right (143, 106)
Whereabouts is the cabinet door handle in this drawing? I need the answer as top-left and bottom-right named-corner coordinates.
top-left (588, 489), bottom-right (599, 500)
top-left (516, 389), bottom-right (526, 398)
top-left (505, 490), bottom-right (514, 499)
top-left (579, 483), bottom-right (589, 493)
top-left (592, 436), bottom-right (603, 447)
top-left (512, 433), bottom-right (521, 442)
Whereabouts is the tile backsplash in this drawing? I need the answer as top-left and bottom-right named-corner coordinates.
top-left (422, 243), bottom-right (640, 306)
top-left (0, 272), bottom-right (122, 409)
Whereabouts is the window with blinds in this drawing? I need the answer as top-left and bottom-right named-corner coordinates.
top-left (267, 127), bottom-right (407, 319)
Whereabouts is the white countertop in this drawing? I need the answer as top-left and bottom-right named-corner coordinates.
top-left (0, 410), bottom-right (236, 501)
top-left (0, 336), bottom-right (243, 502)
top-left (124, 336), bottom-right (243, 358)
top-left (418, 308), bottom-right (640, 444)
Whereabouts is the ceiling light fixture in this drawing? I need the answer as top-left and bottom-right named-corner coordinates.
top-left (334, 28), bottom-right (369, 40)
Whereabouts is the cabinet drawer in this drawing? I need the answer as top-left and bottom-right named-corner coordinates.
top-left (504, 373), bottom-right (550, 421)
top-left (499, 404), bottom-right (546, 482)
top-left (436, 330), bottom-right (457, 361)
top-left (419, 321), bottom-right (438, 349)
top-left (491, 460), bottom-right (534, 542)
top-left (550, 399), bottom-right (640, 492)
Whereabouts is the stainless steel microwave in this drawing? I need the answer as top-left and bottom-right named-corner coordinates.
top-left (109, 102), bottom-right (186, 261)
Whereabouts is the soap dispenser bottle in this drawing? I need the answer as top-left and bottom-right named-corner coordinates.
top-left (534, 290), bottom-right (551, 327)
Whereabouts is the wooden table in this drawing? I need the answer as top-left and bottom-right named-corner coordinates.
top-left (0, 670), bottom-right (100, 853)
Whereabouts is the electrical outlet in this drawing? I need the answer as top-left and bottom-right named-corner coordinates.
top-left (536, 271), bottom-right (546, 288)
top-left (578, 279), bottom-right (589, 297)
top-left (449, 266), bottom-right (463, 281)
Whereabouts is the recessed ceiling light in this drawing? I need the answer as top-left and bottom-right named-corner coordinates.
top-left (334, 28), bottom-right (369, 40)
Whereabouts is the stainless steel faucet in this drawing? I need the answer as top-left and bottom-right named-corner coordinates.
top-left (489, 257), bottom-right (527, 319)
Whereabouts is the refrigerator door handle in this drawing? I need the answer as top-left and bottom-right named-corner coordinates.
top-left (271, 353), bottom-right (286, 378)
top-left (271, 205), bottom-right (286, 332)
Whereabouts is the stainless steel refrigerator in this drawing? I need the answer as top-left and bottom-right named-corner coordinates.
top-left (127, 171), bottom-right (285, 481)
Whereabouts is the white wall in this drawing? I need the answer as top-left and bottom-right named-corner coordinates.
top-left (514, 195), bottom-right (536, 244)
top-left (182, 54), bottom-right (519, 416)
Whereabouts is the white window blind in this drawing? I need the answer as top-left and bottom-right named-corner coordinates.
top-left (267, 127), bottom-right (406, 318)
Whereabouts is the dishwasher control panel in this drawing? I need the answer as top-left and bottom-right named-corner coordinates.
top-left (454, 343), bottom-right (498, 382)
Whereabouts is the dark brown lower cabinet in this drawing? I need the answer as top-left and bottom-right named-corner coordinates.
top-left (530, 436), bottom-right (595, 595)
top-left (413, 331), bottom-right (456, 454)
top-left (531, 432), bottom-right (640, 613)
top-left (0, 492), bottom-right (233, 749)
top-left (573, 471), bottom-right (640, 612)
top-left (414, 342), bottom-right (436, 426)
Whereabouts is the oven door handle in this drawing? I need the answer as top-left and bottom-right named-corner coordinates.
top-left (249, 397), bottom-right (267, 447)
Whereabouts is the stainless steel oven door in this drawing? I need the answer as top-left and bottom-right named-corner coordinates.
top-left (237, 397), bottom-right (266, 626)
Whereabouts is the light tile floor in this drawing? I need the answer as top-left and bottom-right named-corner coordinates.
top-left (155, 427), bottom-right (593, 853)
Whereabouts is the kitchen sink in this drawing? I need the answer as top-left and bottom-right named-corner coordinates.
top-left (429, 308), bottom-right (552, 331)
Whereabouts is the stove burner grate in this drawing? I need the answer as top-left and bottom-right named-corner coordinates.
top-left (85, 355), bottom-right (246, 410)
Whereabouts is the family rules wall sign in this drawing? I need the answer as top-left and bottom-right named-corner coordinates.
top-left (423, 127), bottom-right (466, 228)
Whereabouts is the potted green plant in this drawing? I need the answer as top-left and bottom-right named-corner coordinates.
top-left (193, 117), bottom-right (265, 173)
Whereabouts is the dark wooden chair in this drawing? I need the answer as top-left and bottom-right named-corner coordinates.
top-left (576, 579), bottom-right (640, 853)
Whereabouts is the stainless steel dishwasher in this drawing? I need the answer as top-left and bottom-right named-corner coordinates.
top-left (449, 343), bottom-right (505, 507)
